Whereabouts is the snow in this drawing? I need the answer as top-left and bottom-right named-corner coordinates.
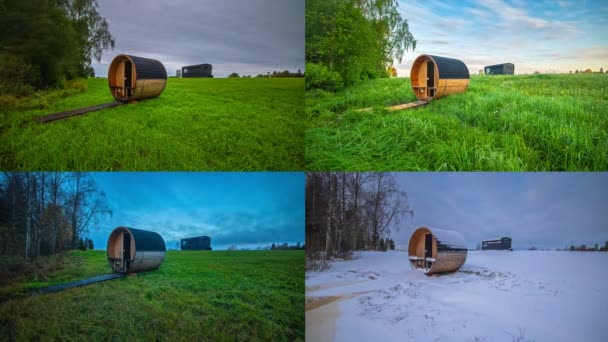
top-left (429, 227), bottom-right (468, 249)
top-left (306, 251), bottom-right (608, 341)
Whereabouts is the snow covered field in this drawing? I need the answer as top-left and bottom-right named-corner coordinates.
top-left (306, 251), bottom-right (608, 341)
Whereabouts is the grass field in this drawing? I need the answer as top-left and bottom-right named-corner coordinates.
top-left (0, 77), bottom-right (304, 171)
top-left (0, 250), bottom-right (304, 341)
top-left (306, 74), bottom-right (608, 171)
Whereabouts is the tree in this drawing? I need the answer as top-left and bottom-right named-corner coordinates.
top-left (228, 72), bottom-right (240, 78)
top-left (306, 0), bottom-right (415, 87)
top-left (594, 243), bottom-right (599, 251)
top-left (305, 172), bottom-right (414, 268)
top-left (0, 0), bottom-right (114, 93)
top-left (64, 173), bottom-right (112, 248)
top-left (570, 245), bottom-right (574, 251)
top-left (58, 0), bottom-right (116, 77)
top-left (271, 243), bottom-right (276, 250)
top-left (600, 67), bottom-right (604, 74)
top-left (227, 244), bottom-right (237, 250)
top-left (296, 241), bottom-right (301, 249)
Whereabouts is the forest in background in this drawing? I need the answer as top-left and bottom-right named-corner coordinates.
top-left (0, 172), bottom-right (111, 261)
top-left (0, 0), bottom-right (114, 95)
top-left (305, 172), bottom-right (413, 270)
top-left (305, 0), bottom-right (416, 91)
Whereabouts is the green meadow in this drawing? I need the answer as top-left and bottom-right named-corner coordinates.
top-left (0, 250), bottom-right (304, 341)
top-left (0, 77), bottom-right (304, 171)
top-left (306, 74), bottom-right (608, 171)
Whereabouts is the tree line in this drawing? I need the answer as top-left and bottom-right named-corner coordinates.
top-left (568, 242), bottom-right (608, 251)
top-left (0, 0), bottom-right (114, 95)
top-left (0, 172), bottom-right (111, 261)
top-left (306, 173), bottom-right (413, 269)
top-left (228, 70), bottom-right (304, 78)
top-left (306, 0), bottom-right (416, 91)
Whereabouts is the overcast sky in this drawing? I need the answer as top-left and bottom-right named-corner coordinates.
top-left (395, 0), bottom-right (608, 75)
top-left (92, 0), bottom-right (304, 78)
top-left (389, 172), bottom-right (608, 250)
top-left (89, 172), bottom-right (304, 251)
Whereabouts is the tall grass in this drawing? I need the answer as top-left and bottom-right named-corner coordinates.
top-left (306, 74), bottom-right (608, 171)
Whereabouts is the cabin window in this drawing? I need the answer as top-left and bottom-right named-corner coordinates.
top-left (183, 68), bottom-right (188, 74)
top-left (182, 240), bottom-right (187, 246)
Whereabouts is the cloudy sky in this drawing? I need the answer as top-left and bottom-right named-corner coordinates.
top-left (88, 172), bottom-right (304, 251)
top-left (396, 0), bottom-right (608, 75)
top-left (390, 172), bottom-right (608, 250)
top-left (92, 0), bottom-right (304, 78)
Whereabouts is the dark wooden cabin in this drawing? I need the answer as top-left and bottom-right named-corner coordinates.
top-left (182, 64), bottom-right (213, 78)
top-left (482, 237), bottom-right (512, 250)
top-left (484, 63), bottom-right (514, 75)
top-left (181, 236), bottom-right (212, 250)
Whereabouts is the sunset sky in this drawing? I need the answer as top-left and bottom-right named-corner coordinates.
top-left (396, 0), bottom-right (608, 75)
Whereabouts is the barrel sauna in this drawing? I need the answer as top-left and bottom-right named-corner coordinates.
top-left (410, 54), bottom-right (470, 101)
top-left (107, 226), bottom-right (166, 273)
top-left (108, 54), bottom-right (167, 102)
top-left (408, 226), bottom-right (467, 275)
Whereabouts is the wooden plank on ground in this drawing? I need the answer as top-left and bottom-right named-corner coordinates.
top-left (38, 273), bottom-right (125, 294)
top-left (356, 100), bottom-right (428, 112)
top-left (37, 101), bottom-right (124, 123)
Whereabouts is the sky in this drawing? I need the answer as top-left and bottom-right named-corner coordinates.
top-left (92, 0), bottom-right (304, 78)
top-left (395, 0), bottom-right (608, 75)
top-left (88, 172), bottom-right (304, 251)
top-left (389, 172), bottom-right (608, 250)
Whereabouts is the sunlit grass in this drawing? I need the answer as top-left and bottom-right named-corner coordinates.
top-left (306, 74), bottom-right (608, 171)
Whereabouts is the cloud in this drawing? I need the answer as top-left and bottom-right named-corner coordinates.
top-left (390, 173), bottom-right (608, 250)
top-left (93, 0), bottom-right (304, 77)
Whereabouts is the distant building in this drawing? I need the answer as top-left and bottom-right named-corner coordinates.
top-left (181, 236), bottom-right (212, 250)
top-left (484, 63), bottom-right (514, 75)
top-left (182, 64), bottom-right (213, 78)
top-left (482, 237), bottom-right (512, 250)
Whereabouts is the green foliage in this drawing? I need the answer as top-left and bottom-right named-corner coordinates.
top-left (305, 62), bottom-right (343, 91)
top-left (0, 250), bottom-right (304, 340)
top-left (0, 78), bottom-right (305, 171)
top-left (0, 0), bottom-right (114, 93)
top-left (306, 74), bottom-right (608, 171)
top-left (228, 72), bottom-right (240, 78)
top-left (306, 0), bottom-right (415, 88)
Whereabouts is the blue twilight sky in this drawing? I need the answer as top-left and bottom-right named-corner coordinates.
top-left (88, 172), bottom-right (304, 251)
top-left (396, 0), bottom-right (608, 75)
top-left (390, 173), bottom-right (608, 250)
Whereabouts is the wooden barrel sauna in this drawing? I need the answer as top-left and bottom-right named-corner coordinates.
top-left (108, 54), bottom-right (167, 102)
top-left (107, 226), bottom-right (166, 273)
top-left (410, 54), bottom-right (470, 101)
top-left (408, 226), bottom-right (467, 275)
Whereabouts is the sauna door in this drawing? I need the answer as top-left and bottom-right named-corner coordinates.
top-left (124, 60), bottom-right (133, 98)
top-left (426, 60), bottom-right (435, 97)
top-left (123, 232), bottom-right (131, 271)
top-left (425, 233), bottom-right (433, 258)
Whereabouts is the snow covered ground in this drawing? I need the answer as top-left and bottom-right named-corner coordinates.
top-left (306, 251), bottom-right (608, 341)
